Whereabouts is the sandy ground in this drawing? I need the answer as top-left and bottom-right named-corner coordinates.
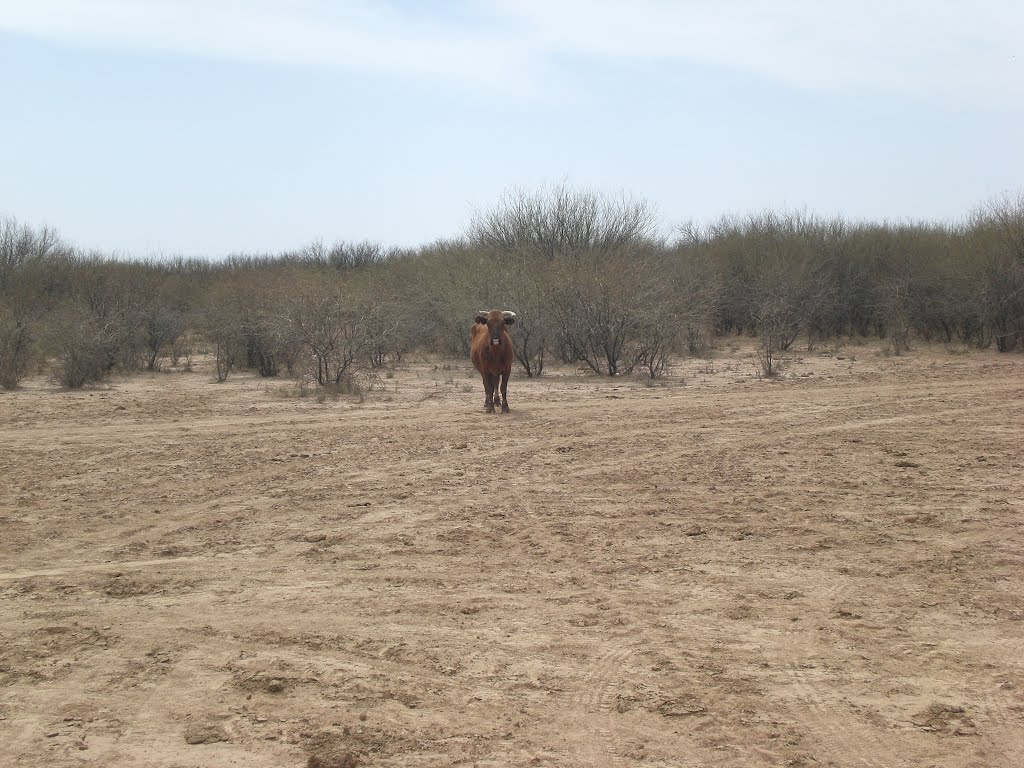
top-left (1, 341), bottom-right (1023, 768)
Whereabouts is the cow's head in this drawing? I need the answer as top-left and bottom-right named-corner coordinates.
top-left (475, 310), bottom-right (516, 346)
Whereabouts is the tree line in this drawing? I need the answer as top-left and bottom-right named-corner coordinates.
top-left (1, 186), bottom-right (1022, 389)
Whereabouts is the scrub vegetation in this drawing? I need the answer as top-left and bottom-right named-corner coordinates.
top-left (1, 186), bottom-right (1022, 390)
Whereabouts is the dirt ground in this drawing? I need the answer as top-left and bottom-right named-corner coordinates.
top-left (1, 341), bottom-right (1023, 767)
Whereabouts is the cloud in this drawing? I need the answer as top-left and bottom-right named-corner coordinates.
top-left (1, 0), bottom-right (1021, 108)
top-left (0, 0), bottom-right (538, 89)
top-left (494, 0), bottom-right (1024, 108)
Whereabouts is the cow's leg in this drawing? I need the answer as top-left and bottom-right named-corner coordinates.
top-left (499, 370), bottom-right (511, 413)
top-left (490, 373), bottom-right (501, 413)
top-left (482, 372), bottom-right (495, 413)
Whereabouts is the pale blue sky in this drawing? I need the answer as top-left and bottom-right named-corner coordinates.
top-left (1, 1), bottom-right (1022, 257)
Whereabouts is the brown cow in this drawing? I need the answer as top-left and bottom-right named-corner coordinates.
top-left (470, 309), bottom-right (516, 413)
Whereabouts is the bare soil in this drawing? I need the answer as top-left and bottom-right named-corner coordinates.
top-left (2, 342), bottom-right (1023, 767)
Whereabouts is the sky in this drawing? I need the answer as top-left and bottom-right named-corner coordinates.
top-left (1, 0), bottom-right (1022, 258)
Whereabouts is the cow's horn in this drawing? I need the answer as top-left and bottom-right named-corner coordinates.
top-left (502, 311), bottom-right (517, 319)
top-left (477, 310), bottom-right (489, 316)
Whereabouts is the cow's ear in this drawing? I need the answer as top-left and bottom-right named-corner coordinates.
top-left (474, 314), bottom-right (488, 325)
top-left (504, 315), bottom-right (516, 325)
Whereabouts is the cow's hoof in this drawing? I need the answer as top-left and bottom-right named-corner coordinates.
top-left (485, 404), bottom-right (495, 414)
top-left (501, 404), bottom-right (511, 413)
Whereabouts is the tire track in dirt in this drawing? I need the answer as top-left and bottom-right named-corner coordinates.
top-left (532, 513), bottom-right (801, 766)
top-left (946, 630), bottom-right (1024, 761)
top-left (508, 382), bottom-right (1019, 480)
top-left (6, 375), bottom-right (1014, 450)
top-left (766, 588), bottom-right (940, 768)
top-left (670, 401), bottom-right (1009, 447)
top-left (0, 555), bottom-right (204, 581)
top-left (776, 658), bottom-right (899, 767)
top-left (0, 403), bottom-right (461, 449)
top-left (987, 678), bottom-right (1024, 764)
top-left (755, 559), bottom-right (903, 766)
top-left (571, 646), bottom-right (634, 766)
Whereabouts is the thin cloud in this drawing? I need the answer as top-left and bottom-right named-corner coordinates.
top-left (0, 0), bottom-right (537, 89)
top-left (494, 0), bottom-right (1024, 108)
top-left (1, 0), bottom-right (1021, 108)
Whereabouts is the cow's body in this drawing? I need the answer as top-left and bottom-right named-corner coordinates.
top-left (470, 310), bottom-right (516, 414)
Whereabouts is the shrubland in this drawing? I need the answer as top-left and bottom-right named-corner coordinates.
top-left (1, 187), bottom-right (1021, 389)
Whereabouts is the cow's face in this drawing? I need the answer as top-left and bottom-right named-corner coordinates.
top-left (475, 310), bottom-right (516, 345)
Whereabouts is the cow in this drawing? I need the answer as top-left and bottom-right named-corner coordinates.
top-left (470, 309), bottom-right (516, 413)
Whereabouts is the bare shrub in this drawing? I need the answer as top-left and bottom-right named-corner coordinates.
top-left (878, 282), bottom-right (913, 355)
top-left (683, 211), bottom-right (880, 343)
top-left (201, 276), bottom-right (276, 381)
top-left (0, 218), bottom-right (78, 387)
top-left (170, 331), bottom-right (197, 370)
top-left (141, 305), bottom-right (186, 371)
top-left (0, 216), bottom-right (68, 292)
top-left (985, 262), bottom-right (1024, 352)
top-left (213, 338), bottom-right (238, 382)
top-left (631, 323), bottom-right (675, 379)
top-left (508, 305), bottom-right (548, 377)
top-left (282, 238), bottom-right (388, 271)
top-left (49, 305), bottom-right (120, 388)
top-left (236, 278), bottom-right (286, 377)
top-left (202, 290), bottom-right (243, 382)
top-left (755, 296), bottom-right (797, 377)
top-left (470, 185), bottom-right (665, 377)
top-left (286, 281), bottom-right (372, 387)
top-left (470, 183), bottom-right (659, 262)
top-left (498, 260), bottom-right (552, 377)
top-left (549, 267), bottom-right (633, 375)
top-left (361, 285), bottom-right (409, 370)
top-left (667, 243), bottom-right (721, 358)
top-left (469, 184), bottom-right (664, 377)
top-left (970, 194), bottom-right (1024, 352)
top-left (69, 256), bottom-right (154, 374)
top-left (549, 250), bottom-right (671, 376)
top-left (0, 308), bottom-right (33, 389)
